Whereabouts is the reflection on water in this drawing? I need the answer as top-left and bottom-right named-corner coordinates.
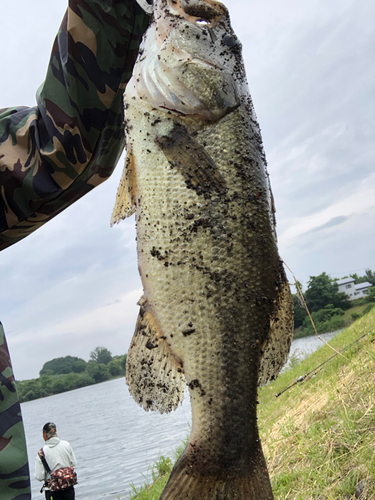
top-left (21, 331), bottom-right (339, 499)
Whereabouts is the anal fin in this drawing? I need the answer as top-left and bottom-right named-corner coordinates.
top-left (126, 296), bottom-right (185, 413)
top-left (111, 146), bottom-right (137, 226)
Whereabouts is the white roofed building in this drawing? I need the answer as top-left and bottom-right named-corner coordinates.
top-left (353, 282), bottom-right (372, 299)
top-left (336, 277), bottom-right (372, 300)
top-left (337, 277), bottom-right (355, 299)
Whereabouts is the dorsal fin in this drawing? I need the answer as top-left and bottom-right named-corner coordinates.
top-left (111, 146), bottom-right (137, 226)
top-left (126, 296), bottom-right (186, 413)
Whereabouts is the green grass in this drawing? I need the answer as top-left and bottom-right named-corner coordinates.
top-left (342, 303), bottom-right (372, 323)
top-left (127, 440), bottom-right (188, 500)
top-left (259, 308), bottom-right (375, 499)
top-left (126, 308), bottom-right (375, 499)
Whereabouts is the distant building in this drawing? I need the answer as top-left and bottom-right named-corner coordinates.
top-left (353, 282), bottom-right (372, 299)
top-left (336, 277), bottom-right (372, 300)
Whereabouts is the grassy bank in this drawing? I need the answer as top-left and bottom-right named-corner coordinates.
top-left (127, 307), bottom-right (375, 500)
top-left (293, 302), bottom-right (373, 340)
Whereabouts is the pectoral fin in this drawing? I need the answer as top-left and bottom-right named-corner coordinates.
top-left (258, 262), bottom-right (294, 386)
top-left (156, 123), bottom-right (227, 196)
top-left (110, 147), bottom-right (137, 226)
top-left (126, 296), bottom-right (185, 413)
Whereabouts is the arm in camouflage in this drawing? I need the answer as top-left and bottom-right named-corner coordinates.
top-left (0, 323), bottom-right (30, 500)
top-left (0, 0), bottom-right (149, 252)
top-left (0, 1), bottom-right (149, 499)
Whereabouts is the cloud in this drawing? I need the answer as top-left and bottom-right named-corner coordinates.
top-left (278, 173), bottom-right (375, 249)
top-left (302, 215), bottom-right (350, 235)
top-left (280, 206), bottom-right (375, 287)
top-left (9, 287), bottom-right (143, 381)
top-left (1, 0), bottom-right (374, 380)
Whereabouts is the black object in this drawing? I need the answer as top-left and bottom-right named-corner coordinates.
top-left (39, 448), bottom-right (52, 493)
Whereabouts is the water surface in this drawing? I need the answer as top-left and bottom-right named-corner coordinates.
top-left (22, 378), bottom-right (191, 500)
top-left (22, 331), bottom-right (339, 499)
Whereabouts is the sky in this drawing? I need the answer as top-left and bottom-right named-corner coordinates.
top-left (0, 0), bottom-right (374, 380)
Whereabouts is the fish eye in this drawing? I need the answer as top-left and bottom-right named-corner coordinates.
top-left (180, 0), bottom-right (227, 24)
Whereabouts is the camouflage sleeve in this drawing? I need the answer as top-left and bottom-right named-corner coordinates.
top-left (0, 323), bottom-right (30, 499)
top-left (0, 2), bottom-right (149, 498)
top-left (0, 0), bottom-right (149, 251)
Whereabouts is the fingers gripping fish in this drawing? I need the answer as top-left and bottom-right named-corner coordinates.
top-left (112, 0), bottom-right (294, 498)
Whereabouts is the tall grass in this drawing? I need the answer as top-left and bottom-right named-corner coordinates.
top-left (258, 308), bottom-right (375, 499)
top-left (127, 440), bottom-right (187, 500)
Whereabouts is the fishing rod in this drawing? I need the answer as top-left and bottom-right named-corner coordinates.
top-left (275, 328), bottom-right (375, 398)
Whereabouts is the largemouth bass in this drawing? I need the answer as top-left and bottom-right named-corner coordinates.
top-left (112, 0), bottom-right (294, 498)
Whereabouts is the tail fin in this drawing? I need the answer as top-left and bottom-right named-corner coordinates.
top-left (160, 447), bottom-right (274, 500)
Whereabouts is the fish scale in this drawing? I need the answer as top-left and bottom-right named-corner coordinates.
top-left (111, 0), bottom-right (294, 498)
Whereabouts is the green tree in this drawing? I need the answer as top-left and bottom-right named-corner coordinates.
top-left (349, 273), bottom-right (367, 284)
top-left (304, 272), bottom-right (350, 313)
top-left (51, 377), bottom-right (69, 394)
top-left (39, 356), bottom-right (87, 376)
top-left (89, 346), bottom-right (112, 365)
top-left (293, 295), bottom-right (308, 329)
top-left (107, 359), bottom-right (122, 377)
top-left (39, 375), bottom-right (54, 395)
top-left (120, 354), bottom-right (127, 373)
top-left (16, 379), bottom-right (47, 402)
top-left (302, 304), bottom-right (344, 328)
top-left (74, 372), bottom-right (95, 388)
top-left (86, 360), bottom-right (110, 383)
top-left (112, 354), bottom-right (127, 372)
top-left (366, 286), bottom-right (375, 303)
top-left (364, 269), bottom-right (375, 286)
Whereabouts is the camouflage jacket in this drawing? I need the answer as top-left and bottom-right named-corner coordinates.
top-left (0, 0), bottom-right (149, 252)
top-left (0, 1), bottom-right (149, 499)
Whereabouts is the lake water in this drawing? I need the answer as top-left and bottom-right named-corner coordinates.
top-left (22, 331), bottom-right (339, 500)
top-left (22, 379), bottom-right (192, 500)
top-left (285, 330), bottom-right (341, 368)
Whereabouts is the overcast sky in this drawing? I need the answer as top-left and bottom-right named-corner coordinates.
top-left (1, 0), bottom-right (374, 380)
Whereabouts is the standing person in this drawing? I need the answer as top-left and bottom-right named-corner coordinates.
top-left (35, 423), bottom-right (77, 500)
top-left (0, 0), bottom-right (151, 498)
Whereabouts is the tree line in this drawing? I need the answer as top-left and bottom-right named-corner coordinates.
top-left (293, 268), bottom-right (375, 338)
top-left (17, 347), bottom-right (127, 403)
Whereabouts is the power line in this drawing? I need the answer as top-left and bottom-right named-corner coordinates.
top-left (328, 265), bottom-right (375, 276)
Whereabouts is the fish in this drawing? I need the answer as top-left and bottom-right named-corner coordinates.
top-left (111, 0), bottom-right (294, 498)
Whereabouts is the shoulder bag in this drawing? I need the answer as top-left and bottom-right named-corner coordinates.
top-left (38, 448), bottom-right (78, 492)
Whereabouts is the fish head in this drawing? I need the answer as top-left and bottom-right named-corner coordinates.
top-left (130, 0), bottom-right (247, 121)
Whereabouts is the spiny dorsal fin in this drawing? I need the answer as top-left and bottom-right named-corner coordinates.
top-left (258, 263), bottom-right (294, 386)
top-left (111, 147), bottom-right (137, 226)
top-left (126, 296), bottom-right (185, 413)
